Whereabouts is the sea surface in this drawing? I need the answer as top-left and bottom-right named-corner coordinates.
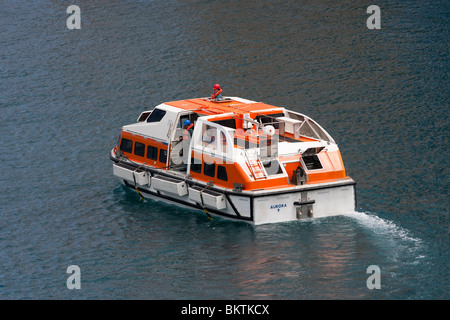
top-left (0, 1), bottom-right (448, 300)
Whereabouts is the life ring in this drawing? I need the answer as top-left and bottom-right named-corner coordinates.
top-left (264, 125), bottom-right (275, 136)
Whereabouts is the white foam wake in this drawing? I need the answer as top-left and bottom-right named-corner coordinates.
top-left (344, 211), bottom-right (422, 245)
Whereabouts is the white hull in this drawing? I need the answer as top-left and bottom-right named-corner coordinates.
top-left (113, 160), bottom-right (356, 225)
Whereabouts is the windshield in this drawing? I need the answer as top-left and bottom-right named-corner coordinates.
top-left (286, 111), bottom-right (334, 143)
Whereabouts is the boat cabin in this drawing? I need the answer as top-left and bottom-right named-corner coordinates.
top-left (114, 97), bottom-right (348, 192)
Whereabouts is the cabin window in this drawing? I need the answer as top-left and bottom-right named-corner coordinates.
top-left (120, 138), bottom-right (133, 153)
top-left (190, 157), bottom-right (202, 173)
top-left (204, 161), bottom-right (215, 178)
top-left (307, 119), bottom-right (330, 141)
top-left (159, 148), bottom-right (167, 164)
top-left (146, 109), bottom-right (166, 123)
top-left (303, 155), bottom-right (323, 170)
top-left (115, 134), bottom-right (121, 149)
top-left (299, 121), bottom-right (318, 140)
top-left (137, 111), bottom-right (151, 122)
top-left (256, 113), bottom-right (284, 129)
top-left (286, 111), bottom-right (305, 122)
top-left (202, 124), bottom-right (217, 147)
top-left (134, 142), bottom-right (145, 157)
top-left (220, 131), bottom-right (228, 153)
top-left (217, 165), bottom-right (228, 181)
top-left (212, 118), bottom-right (236, 129)
top-left (147, 145), bottom-right (158, 160)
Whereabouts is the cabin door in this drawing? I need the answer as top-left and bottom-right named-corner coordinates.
top-left (169, 112), bottom-right (198, 169)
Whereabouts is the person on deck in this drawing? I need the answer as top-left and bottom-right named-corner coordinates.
top-left (178, 119), bottom-right (194, 171)
top-left (179, 119), bottom-right (194, 143)
top-left (211, 83), bottom-right (223, 101)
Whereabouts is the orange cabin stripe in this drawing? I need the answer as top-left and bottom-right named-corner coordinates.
top-left (118, 130), bottom-right (349, 189)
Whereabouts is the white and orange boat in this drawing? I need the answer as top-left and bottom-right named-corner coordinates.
top-left (110, 94), bottom-right (356, 224)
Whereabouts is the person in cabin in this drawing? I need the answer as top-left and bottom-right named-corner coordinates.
top-left (179, 119), bottom-right (194, 145)
top-left (182, 119), bottom-right (194, 140)
top-left (178, 119), bottom-right (194, 170)
top-left (211, 83), bottom-right (223, 101)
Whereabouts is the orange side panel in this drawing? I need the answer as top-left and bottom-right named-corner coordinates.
top-left (189, 151), bottom-right (250, 189)
top-left (120, 131), bottom-right (168, 169)
top-left (119, 131), bottom-right (349, 190)
top-left (306, 150), bottom-right (347, 184)
top-left (189, 151), bottom-right (292, 190)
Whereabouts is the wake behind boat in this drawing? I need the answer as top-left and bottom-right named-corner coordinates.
top-left (110, 91), bottom-right (356, 224)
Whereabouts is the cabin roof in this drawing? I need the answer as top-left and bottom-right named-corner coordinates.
top-left (165, 97), bottom-right (284, 116)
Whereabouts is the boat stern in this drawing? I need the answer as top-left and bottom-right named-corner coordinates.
top-left (251, 180), bottom-right (356, 225)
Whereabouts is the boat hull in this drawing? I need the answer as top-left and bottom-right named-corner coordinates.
top-left (112, 158), bottom-right (356, 225)
top-left (251, 183), bottom-right (356, 224)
